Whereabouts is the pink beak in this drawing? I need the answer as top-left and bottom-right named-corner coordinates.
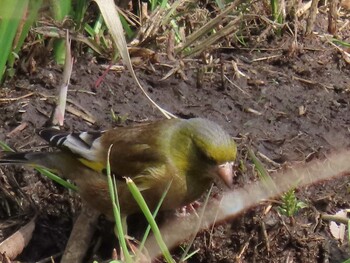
top-left (217, 162), bottom-right (234, 187)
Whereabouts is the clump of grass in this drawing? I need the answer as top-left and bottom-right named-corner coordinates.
top-left (0, 0), bottom-right (42, 83)
top-left (248, 148), bottom-right (307, 224)
top-left (110, 108), bottom-right (128, 124)
top-left (0, 0), bottom-right (308, 83)
top-left (278, 188), bottom-right (307, 218)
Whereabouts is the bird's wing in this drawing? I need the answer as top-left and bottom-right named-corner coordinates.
top-left (101, 127), bottom-right (170, 180)
top-left (39, 126), bottom-right (170, 180)
top-left (39, 128), bottom-right (106, 170)
top-left (39, 128), bottom-right (102, 159)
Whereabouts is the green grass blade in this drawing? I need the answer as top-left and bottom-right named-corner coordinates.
top-left (126, 178), bottom-right (175, 263)
top-left (51, 0), bottom-right (72, 64)
top-left (248, 148), bottom-right (277, 193)
top-left (51, 0), bottom-right (72, 20)
top-left (73, 0), bottom-right (89, 28)
top-left (181, 248), bottom-right (200, 261)
top-left (270, 0), bottom-right (283, 25)
top-left (331, 38), bottom-right (350, 47)
top-left (106, 145), bottom-right (133, 263)
top-left (0, 141), bottom-right (15, 152)
top-left (9, 0), bottom-right (43, 68)
top-left (35, 167), bottom-right (77, 191)
top-left (138, 180), bottom-right (172, 253)
top-left (119, 15), bottom-right (134, 39)
top-left (0, 0), bottom-right (28, 82)
top-left (348, 219), bottom-right (350, 251)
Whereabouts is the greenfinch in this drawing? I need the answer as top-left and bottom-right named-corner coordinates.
top-left (0, 118), bottom-right (237, 219)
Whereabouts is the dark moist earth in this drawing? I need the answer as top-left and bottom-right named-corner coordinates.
top-left (0, 34), bottom-right (350, 262)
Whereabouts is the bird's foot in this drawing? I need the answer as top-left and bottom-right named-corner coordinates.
top-left (176, 201), bottom-right (201, 218)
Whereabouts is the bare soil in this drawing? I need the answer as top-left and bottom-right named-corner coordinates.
top-left (1, 21), bottom-right (350, 263)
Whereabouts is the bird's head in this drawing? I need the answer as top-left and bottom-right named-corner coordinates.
top-left (185, 118), bottom-right (237, 187)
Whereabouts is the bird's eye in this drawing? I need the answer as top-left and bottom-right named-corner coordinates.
top-left (204, 154), bottom-right (217, 165)
top-left (192, 143), bottom-right (217, 165)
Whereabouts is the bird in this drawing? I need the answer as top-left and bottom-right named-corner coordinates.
top-left (0, 118), bottom-right (237, 220)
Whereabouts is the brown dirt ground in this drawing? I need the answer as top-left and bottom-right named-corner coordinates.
top-left (1, 16), bottom-right (350, 263)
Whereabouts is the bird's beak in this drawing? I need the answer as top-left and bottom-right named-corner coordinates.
top-left (217, 162), bottom-right (234, 187)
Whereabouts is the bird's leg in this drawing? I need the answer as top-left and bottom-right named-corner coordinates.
top-left (114, 216), bottom-right (134, 240)
top-left (122, 216), bottom-right (136, 240)
top-left (122, 216), bottom-right (128, 235)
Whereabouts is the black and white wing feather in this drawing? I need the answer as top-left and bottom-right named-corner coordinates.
top-left (39, 128), bottom-right (104, 161)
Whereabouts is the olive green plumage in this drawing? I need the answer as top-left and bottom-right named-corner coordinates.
top-left (0, 118), bottom-right (237, 219)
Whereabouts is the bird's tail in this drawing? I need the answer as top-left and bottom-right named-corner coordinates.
top-left (0, 151), bottom-right (73, 173)
top-left (0, 152), bottom-right (45, 166)
top-left (0, 150), bottom-right (88, 181)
